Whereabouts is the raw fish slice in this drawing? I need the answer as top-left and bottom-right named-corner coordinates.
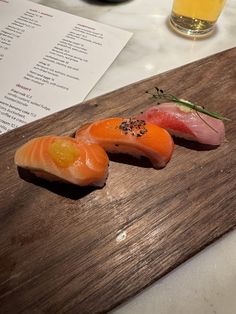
top-left (75, 118), bottom-right (174, 168)
top-left (15, 136), bottom-right (109, 187)
top-left (137, 103), bottom-right (225, 145)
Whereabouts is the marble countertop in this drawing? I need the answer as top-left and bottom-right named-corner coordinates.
top-left (31, 1), bottom-right (236, 313)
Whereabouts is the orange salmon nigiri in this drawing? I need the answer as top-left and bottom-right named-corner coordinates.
top-left (75, 118), bottom-right (174, 168)
top-left (15, 136), bottom-right (109, 187)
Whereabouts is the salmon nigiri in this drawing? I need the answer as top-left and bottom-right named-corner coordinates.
top-left (15, 136), bottom-right (109, 187)
top-left (137, 103), bottom-right (225, 146)
top-left (75, 118), bottom-right (174, 168)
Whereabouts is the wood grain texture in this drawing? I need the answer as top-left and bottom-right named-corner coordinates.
top-left (0, 48), bottom-right (236, 314)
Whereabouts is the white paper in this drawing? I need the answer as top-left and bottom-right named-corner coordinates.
top-left (0, 0), bottom-right (132, 134)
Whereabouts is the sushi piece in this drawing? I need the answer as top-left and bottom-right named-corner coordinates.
top-left (75, 117), bottom-right (174, 168)
top-left (15, 136), bottom-right (109, 187)
top-left (137, 103), bottom-right (225, 146)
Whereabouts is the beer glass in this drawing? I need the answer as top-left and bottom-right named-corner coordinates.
top-left (169, 0), bottom-right (226, 37)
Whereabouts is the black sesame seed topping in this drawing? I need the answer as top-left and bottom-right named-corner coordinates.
top-left (119, 118), bottom-right (147, 137)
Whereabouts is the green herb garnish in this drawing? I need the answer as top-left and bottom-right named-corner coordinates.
top-left (146, 87), bottom-right (231, 121)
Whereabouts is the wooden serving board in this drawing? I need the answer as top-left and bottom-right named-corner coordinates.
top-left (0, 48), bottom-right (236, 314)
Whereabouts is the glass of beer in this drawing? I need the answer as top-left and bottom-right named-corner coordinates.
top-left (169, 0), bottom-right (226, 37)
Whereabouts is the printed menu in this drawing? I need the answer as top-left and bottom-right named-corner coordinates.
top-left (0, 0), bottom-right (132, 134)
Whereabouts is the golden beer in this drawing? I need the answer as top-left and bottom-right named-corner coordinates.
top-left (170, 0), bottom-right (226, 37)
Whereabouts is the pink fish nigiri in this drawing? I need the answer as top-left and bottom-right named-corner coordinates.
top-left (137, 103), bottom-right (225, 146)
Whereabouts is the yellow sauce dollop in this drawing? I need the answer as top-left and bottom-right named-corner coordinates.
top-left (48, 139), bottom-right (80, 168)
